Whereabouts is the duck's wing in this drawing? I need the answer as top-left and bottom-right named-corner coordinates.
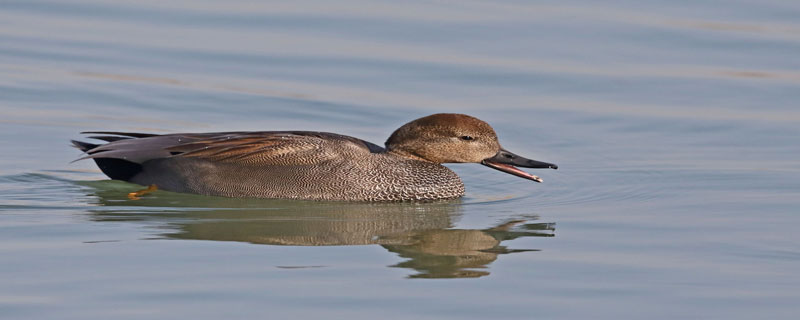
top-left (75, 131), bottom-right (384, 166)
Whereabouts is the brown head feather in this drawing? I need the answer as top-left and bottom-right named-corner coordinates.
top-left (385, 113), bottom-right (501, 163)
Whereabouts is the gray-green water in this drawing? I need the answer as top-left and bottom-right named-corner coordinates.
top-left (2, 0), bottom-right (799, 319)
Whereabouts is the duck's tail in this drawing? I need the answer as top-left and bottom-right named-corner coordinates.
top-left (70, 137), bottom-right (143, 181)
top-left (71, 140), bottom-right (100, 153)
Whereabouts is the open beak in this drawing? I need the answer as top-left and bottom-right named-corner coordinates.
top-left (481, 148), bottom-right (558, 183)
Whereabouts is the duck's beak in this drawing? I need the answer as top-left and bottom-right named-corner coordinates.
top-left (481, 148), bottom-right (558, 183)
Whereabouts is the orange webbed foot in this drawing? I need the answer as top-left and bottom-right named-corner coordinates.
top-left (128, 184), bottom-right (158, 200)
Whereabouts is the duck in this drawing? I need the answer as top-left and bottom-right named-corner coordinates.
top-left (71, 113), bottom-right (557, 201)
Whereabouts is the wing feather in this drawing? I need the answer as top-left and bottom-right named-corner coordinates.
top-left (75, 131), bottom-right (382, 166)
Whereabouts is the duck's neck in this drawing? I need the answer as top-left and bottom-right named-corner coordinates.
top-left (385, 149), bottom-right (436, 163)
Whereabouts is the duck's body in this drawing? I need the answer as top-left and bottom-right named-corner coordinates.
top-left (73, 114), bottom-right (556, 201)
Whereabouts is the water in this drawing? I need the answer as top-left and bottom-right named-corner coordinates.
top-left (1, 0), bottom-right (799, 319)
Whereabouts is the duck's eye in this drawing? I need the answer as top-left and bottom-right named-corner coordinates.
top-left (460, 135), bottom-right (474, 141)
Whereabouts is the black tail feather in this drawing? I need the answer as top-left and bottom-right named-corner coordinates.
top-left (71, 140), bottom-right (99, 153)
top-left (80, 131), bottom-right (159, 138)
top-left (87, 135), bottom-right (131, 142)
top-left (71, 139), bottom-right (142, 181)
top-left (93, 158), bottom-right (143, 181)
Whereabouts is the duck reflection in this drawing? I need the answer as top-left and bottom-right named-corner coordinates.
top-left (382, 220), bottom-right (553, 278)
top-left (83, 181), bottom-right (554, 278)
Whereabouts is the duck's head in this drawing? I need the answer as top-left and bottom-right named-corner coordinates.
top-left (385, 113), bottom-right (557, 182)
